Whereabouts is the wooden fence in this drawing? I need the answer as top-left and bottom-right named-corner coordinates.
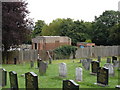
top-left (3, 50), bottom-right (38, 64)
top-left (75, 46), bottom-right (120, 58)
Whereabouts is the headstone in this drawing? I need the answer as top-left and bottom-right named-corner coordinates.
top-left (59, 63), bottom-right (67, 77)
top-left (9, 71), bottom-right (18, 89)
top-left (30, 61), bottom-right (34, 68)
top-left (82, 59), bottom-right (90, 70)
top-left (39, 61), bottom-right (47, 75)
top-left (76, 67), bottom-right (82, 81)
top-left (98, 56), bottom-right (101, 62)
top-left (86, 58), bottom-right (92, 63)
top-left (96, 67), bottom-right (109, 86)
top-left (112, 56), bottom-right (117, 63)
top-left (1, 68), bottom-right (7, 86)
top-left (37, 58), bottom-right (42, 68)
top-left (14, 58), bottom-right (17, 64)
top-left (63, 80), bottom-right (79, 90)
top-left (107, 58), bottom-right (111, 63)
top-left (113, 61), bottom-right (119, 68)
top-left (91, 61), bottom-right (100, 75)
top-left (25, 72), bottom-right (38, 90)
top-left (104, 63), bottom-right (114, 76)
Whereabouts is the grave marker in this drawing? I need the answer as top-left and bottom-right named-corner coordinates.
top-left (39, 61), bottom-right (47, 75)
top-left (1, 68), bottom-right (7, 86)
top-left (96, 67), bottom-right (109, 86)
top-left (9, 71), bottom-right (18, 89)
top-left (63, 80), bottom-right (79, 90)
top-left (104, 63), bottom-right (114, 76)
top-left (25, 72), bottom-right (38, 90)
top-left (76, 67), bottom-right (82, 81)
top-left (107, 58), bottom-right (111, 63)
top-left (112, 56), bottom-right (117, 63)
top-left (59, 63), bottom-right (67, 77)
top-left (30, 61), bottom-right (34, 68)
top-left (91, 61), bottom-right (100, 75)
top-left (98, 56), bottom-right (101, 62)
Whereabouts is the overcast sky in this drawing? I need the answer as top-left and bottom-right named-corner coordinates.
top-left (27, 0), bottom-right (120, 24)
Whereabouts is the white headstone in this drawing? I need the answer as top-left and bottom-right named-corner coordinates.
top-left (104, 63), bottom-right (114, 76)
top-left (59, 63), bottom-right (67, 77)
top-left (76, 67), bottom-right (82, 81)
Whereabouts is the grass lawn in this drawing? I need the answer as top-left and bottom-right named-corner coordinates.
top-left (1, 57), bottom-right (119, 89)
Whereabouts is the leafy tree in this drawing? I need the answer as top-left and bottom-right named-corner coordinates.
top-left (2, 1), bottom-right (32, 51)
top-left (92, 10), bottom-right (120, 45)
top-left (32, 20), bottom-right (46, 38)
top-left (41, 18), bottom-right (63, 36)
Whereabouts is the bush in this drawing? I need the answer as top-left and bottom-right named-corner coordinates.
top-left (53, 45), bottom-right (77, 59)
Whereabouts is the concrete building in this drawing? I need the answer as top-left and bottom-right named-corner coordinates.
top-left (32, 36), bottom-right (71, 51)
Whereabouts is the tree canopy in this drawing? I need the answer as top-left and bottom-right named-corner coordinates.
top-left (2, 0), bottom-right (33, 51)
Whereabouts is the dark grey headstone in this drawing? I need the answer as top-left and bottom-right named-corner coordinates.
top-left (91, 61), bottom-right (100, 74)
top-left (97, 67), bottom-right (109, 86)
top-left (37, 58), bottom-right (42, 68)
top-left (82, 59), bottom-right (90, 70)
top-left (107, 58), bottom-right (111, 63)
top-left (9, 71), bottom-right (18, 89)
top-left (30, 61), bottom-right (34, 68)
top-left (14, 58), bottom-right (17, 64)
top-left (25, 72), bottom-right (38, 90)
top-left (1, 68), bottom-right (7, 86)
top-left (39, 61), bottom-right (47, 75)
top-left (112, 56), bottom-right (117, 63)
top-left (98, 56), bottom-right (101, 62)
top-left (63, 80), bottom-right (79, 90)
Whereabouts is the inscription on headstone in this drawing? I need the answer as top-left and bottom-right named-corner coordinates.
top-left (91, 61), bottom-right (100, 75)
top-left (63, 80), bottom-right (79, 90)
top-left (59, 63), bottom-right (67, 77)
top-left (96, 67), bottom-right (109, 86)
top-left (25, 72), bottom-right (38, 90)
top-left (9, 71), bottom-right (18, 89)
top-left (76, 67), bottom-right (82, 81)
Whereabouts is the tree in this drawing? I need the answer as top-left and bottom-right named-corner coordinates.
top-left (2, 0), bottom-right (32, 51)
top-left (92, 10), bottom-right (120, 45)
top-left (32, 20), bottom-right (46, 38)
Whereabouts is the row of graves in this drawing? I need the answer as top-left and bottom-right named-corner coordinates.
top-left (1, 56), bottom-right (120, 89)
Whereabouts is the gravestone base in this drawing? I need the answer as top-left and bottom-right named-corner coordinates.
top-left (116, 85), bottom-right (120, 88)
top-left (94, 83), bottom-right (109, 87)
top-left (90, 72), bottom-right (97, 76)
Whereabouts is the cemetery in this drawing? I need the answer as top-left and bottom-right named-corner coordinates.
top-left (1, 56), bottom-right (120, 89)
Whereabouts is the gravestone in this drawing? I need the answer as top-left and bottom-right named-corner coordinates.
top-left (96, 67), bottom-right (109, 86)
top-left (9, 71), bottom-right (18, 89)
top-left (112, 56), bottom-right (117, 63)
top-left (25, 72), bottom-right (38, 90)
top-left (104, 63), bottom-right (114, 76)
top-left (113, 61), bottom-right (119, 68)
top-left (39, 61), bottom-right (47, 75)
top-left (107, 58), bottom-right (111, 63)
top-left (30, 61), bottom-right (34, 68)
top-left (1, 68), bottom-right (7, 86)
top-left (14, 58), bottom-right (17, 64)
top-left (63, 80), bottom-right (79, 90)
top-left (98, 56), bottom-right (101, 62)
top-left (91, 61), bottom-right (100, 75)
top-left (59, 63), bottom-right (67, 77)
top-left (37, 58), bottom-right (42, 68)
top-left (82, 59), bottom-right (90, 70)
top-left (76, 67), bottom-right (82, 81)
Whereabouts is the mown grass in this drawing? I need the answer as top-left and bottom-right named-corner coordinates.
top-left (1, 57), bottom-right (119, 88)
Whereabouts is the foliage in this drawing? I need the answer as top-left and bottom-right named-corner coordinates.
top-left (2, 1), bottom-right (33, 51)
top-left (32, 20), bottom-right (46, 38)
top-left (53, 45), bottom-right (77, 59)
top-left (85, 39), bottom-right (92, 43)
top-left (92, 10), bottom-right (120, 45)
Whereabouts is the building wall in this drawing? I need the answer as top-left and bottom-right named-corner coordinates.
top-left (32, 36), bottom-right (71, 51)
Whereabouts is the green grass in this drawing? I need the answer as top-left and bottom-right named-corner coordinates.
top-left (1, 58), bottom-right (119, 88)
